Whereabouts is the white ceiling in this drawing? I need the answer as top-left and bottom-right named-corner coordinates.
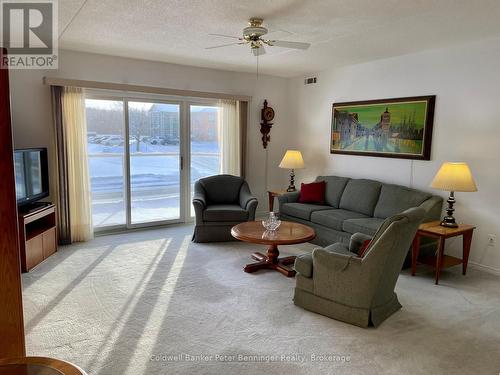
top-left (59, 0), bottom-right (500, 78)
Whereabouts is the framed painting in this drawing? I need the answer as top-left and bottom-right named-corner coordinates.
top-left (331, 95), bottom-right (435, 160)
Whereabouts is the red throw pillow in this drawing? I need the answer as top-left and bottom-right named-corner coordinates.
top-left (299, 181), bottom-right (326, 205)
top-left (358, 239), bottom-right (372, 258)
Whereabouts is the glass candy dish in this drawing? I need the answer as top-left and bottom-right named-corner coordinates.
top-left (262, 212), bottom-right (281, 231)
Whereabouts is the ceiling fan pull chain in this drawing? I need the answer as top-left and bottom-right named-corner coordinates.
top-left (256, 54), bottom-right (259, 81)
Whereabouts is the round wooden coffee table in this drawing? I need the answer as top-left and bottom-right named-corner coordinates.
top-left (231, 221), bottom-right (315, 277)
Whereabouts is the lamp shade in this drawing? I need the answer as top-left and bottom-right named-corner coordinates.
top-left (430, 162), bottom-right (478, 192)
top-left (279, 150), bottom-right (305, 169)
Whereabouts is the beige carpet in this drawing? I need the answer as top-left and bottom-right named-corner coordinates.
top-left (22, 225), bottom-right (500, 375)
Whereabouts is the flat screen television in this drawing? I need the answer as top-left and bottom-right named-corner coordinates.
top-left (14, 148), bottom-right (49, 206)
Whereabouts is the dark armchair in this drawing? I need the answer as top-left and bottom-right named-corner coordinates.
top-left (192, 175), bottom-right (258, 242)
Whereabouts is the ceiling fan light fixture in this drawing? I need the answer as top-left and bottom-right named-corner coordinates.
top-left (205, 18), bottom-right (311, 53)
top-left (248, 17), bottom-right (264, 27)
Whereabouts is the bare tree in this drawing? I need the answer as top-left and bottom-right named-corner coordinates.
top-left (129, 108), bottom-right (151, 152)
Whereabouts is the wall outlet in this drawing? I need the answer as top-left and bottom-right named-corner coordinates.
top-left (487, 234), bottom-right (497, 246)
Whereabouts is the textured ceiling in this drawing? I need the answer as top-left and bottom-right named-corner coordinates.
top-left (59, 0), bottom-right (500, 77)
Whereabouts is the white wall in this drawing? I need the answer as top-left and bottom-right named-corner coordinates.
top-left (286, 38), bottom-right (500, 273)
top-left (9, 50), bottom-right (292, 212)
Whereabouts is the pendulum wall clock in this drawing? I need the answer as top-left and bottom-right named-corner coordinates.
top-left (260, 99), bottom-right (275, 148)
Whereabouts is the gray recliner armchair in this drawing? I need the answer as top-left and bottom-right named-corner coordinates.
top-left (192, 174), bottom-right (258, 243)
top-left (293, 207), bottom-right (425, 328)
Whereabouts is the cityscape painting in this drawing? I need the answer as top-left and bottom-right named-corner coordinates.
top-left (331, 96), bottom-right (435, 160)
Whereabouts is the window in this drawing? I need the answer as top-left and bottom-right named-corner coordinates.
top-left (128, 101), bottom-right (181, 224)
top-left (190, 105), bottom-right (221, 216)
top-left (85, 99), bottom-right (126, 228)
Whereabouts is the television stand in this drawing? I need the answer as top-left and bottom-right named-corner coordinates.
top-left (20, 201), bottom-right (52, 214)
top-left (18, 203), bottom-right (57, 272)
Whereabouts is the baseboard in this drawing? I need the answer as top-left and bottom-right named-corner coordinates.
top-left (469, 261), bottom-right (500, 276)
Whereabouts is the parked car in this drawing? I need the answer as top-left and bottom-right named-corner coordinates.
top-left (104, 136), bottom-right (124, 146)
top-left (87, 132), bottom-right (97, 143)
top-left (95, 135), bottom-right (110, 144)
top-left (165, 137), bottom-right (180, 145)
top-left (150, 137), bottom-right (163, 145)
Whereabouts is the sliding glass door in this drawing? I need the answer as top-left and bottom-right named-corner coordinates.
top-left (86, 97), bottom-right (184, 230)
top-left (85, 99), bottom-right (127, 228)
top-left (85, 95), bottom-right (237, 231)
top-left (127, 101), bottom-right (181, 224)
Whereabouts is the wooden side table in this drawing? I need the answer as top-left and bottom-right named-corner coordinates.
top-left (267, 190), bottom-right (288, 212)
top-left (411, 221), bottom-right (475, 285)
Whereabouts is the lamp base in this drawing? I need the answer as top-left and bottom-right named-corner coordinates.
top-left (440, 217), bottom-right (458, 228)
top-left (440, 191), bottom-right (459, 228)
top-left (286, 169), bottom-right (296, 192)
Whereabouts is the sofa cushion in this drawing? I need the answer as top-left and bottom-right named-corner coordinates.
top-left (295, 253), bottom-right (313, 278)
top-left (200, 175), bottom-right (243, 204)
top-left (315, 176), bottom-right (350, 208)
top-left (374, 184), bottom-right (432, 218)
top-left (280, 203), bottom-right (332, 221)
top-left (310, 209), bottom-right (368, 231)
top-left (339, 179), bottom-right (382, 216)
top-left (343, 217), bottom-right (385, 235)
top-left (299, 181), bottom-right (326, 205)
top-left (203, 204), bottom-right (248, 222)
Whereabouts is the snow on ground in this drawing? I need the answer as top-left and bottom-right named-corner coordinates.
top-left (88, 141), bottom-right (220, 227)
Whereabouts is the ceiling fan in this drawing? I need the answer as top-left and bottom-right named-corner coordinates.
top-left (206, 18), bottom-right (311, 56)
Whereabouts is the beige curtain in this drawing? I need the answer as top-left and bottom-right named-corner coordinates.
top-left (218, 99), bottom-right (241, 176)
top-left (239, 101), bottom-right (248, 178)
top-left (61, 87), bottom-right (93, 242)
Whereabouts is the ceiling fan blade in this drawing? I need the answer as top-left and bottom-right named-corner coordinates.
top-left (205, 42), bottom-right (245, 50)
top-left (252, 45), bottom-right (266, 56)
top-left (266, 27), bottom-right (293, 36)
top-left (268, 40), bottom-right (310, 50)
top-left (208, 33), bottom-right (242, 40)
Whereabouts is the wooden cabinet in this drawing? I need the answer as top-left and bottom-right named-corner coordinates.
top-left (25, 236), bottom-right (43, 271)
top-left (43, 227), bottom-right (57, 258)
top-left (18, 204), bottom-right (57, 272)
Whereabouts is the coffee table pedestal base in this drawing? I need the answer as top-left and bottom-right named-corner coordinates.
top-left (244, 244), bottom-right (296, 277)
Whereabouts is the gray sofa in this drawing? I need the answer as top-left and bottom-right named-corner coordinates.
top-left (278, 175), bottom-right (442, 256)
top-left (192, 174), bottom-right (258, 242)
top-left (294, 207), bottom-right (426, 327)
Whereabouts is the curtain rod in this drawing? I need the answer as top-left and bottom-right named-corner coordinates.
top-left (43, 77), bottom-right (252, 102)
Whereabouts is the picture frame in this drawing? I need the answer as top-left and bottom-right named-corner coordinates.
top-left (331, 95), bottom-right (435, 160)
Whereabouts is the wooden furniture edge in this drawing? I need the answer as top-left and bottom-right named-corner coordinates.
top-left (231, 222), bottom-right (316, 245)
top-left (0, 356), bottom-right (87, 375)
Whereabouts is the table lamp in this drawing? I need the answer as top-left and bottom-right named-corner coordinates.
top-left (430, 162), bottom-right (477, 227)
top-left (279, 150), bottom-right (305, 192)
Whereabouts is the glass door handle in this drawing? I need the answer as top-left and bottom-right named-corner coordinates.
top-left (180, 156), bottom-right (184, 170)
